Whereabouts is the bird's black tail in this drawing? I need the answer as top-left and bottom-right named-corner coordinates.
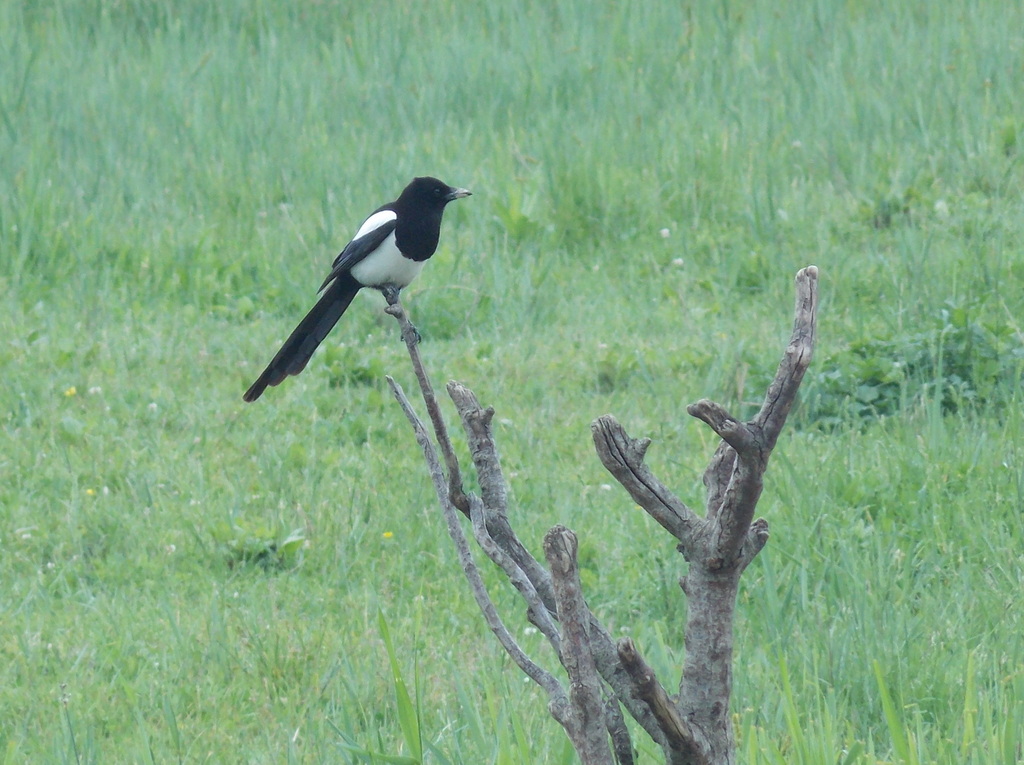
top-left (243, 273), bottom-right (362, 402)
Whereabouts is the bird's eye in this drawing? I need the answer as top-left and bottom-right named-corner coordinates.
top-left (433, 186), bottom-right (443, 197)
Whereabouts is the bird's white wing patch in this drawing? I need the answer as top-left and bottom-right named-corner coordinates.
top-left (353, 209), bottom-right (398, 239)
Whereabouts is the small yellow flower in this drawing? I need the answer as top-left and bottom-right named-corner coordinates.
top-left (64, 386), bottom-right (77, 397)
top-left (85, 489), bottom-right (96, 496)
top-left (382, 531), bottom-right (394, 539)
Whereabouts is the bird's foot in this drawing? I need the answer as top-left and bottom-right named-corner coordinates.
top-left (380, 283), bottom-right (402, 306)
top-left (402, 323), bottom-right (422, 345)
top-left (379, 283), bottom-right (420, 344)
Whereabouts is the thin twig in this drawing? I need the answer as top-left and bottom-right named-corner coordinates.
top-left (386, 377), bottom-right (565, 698)
top-left (468, 494), bottom-right (562, 652)
top-left (448, 381), bottom-right (561, 619)
top-left (383, 290), bottom-right (469, 514)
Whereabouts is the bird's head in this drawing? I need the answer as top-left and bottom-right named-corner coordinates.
top-left (406, 176), bottom-right (472, 206)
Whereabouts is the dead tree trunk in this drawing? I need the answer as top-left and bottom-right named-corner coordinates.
top-left (384, 266), bottom-right (819, 764)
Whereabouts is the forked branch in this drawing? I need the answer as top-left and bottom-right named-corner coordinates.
top-left (591, 266), bottom-right (818, 762)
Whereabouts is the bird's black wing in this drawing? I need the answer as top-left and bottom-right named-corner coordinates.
top-left (318, 216), bottom-right (397, 291)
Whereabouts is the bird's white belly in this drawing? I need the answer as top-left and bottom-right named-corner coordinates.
top-left (350, 233), bottom-right (425, 288)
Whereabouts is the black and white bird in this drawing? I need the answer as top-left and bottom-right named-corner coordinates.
top-left (243, 176), bottom-right (471, 402)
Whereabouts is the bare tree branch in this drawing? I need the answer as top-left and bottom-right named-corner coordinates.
top-left (446, 382), bottom-right (508, 516)
top-left (390, 356), bottom-right (639, 764)
top-left (444, 385), bottom-right (684, 755)
top-left (617, 637), bottom-right (707, 764)
top-left (685, 401), bottom-right (755, 455)
top-left (604, 696), bottom-right (635, 765)
top-left (679, 266), bottom-right (818, 760)
top-left (467, 492), bottom-right (562, 651)
top-left (545, 526), bottom-right (615, 765)
top-left (752, 265), bottom-right (819, 443)
top-left (386, 376), bottom-right (565, 699)
top-left (591, 416), bottom-right (700, 551)
top-left (694, 265), bottom-right (819, 563)
top-left (384, 291), bottom-right (469, 514)
top-left (385, 306), bottom-right (623, 761)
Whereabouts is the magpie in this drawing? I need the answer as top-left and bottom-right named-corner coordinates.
top-left (243, 176), bottom-right (471, 402)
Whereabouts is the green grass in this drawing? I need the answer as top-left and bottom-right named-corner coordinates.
top-left (2, 0), bottom-right (1023, 761)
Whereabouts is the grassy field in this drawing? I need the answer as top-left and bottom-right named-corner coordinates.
top-left (2, 0), bottom-right (1023, 762)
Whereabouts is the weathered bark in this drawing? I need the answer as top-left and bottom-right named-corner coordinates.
top-left (545, 527), bottom-right (616, 765)
top-left (591, 266), bottom-right (818, 761)
top-left (618, 637), bottom-right (706, 760)
top-left (385, 266), bottom-right (819, 764)
top-left (445, 381), bottom-right (670, 757)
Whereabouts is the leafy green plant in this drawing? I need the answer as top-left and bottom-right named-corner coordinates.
top-left (210, 518), bottom-right (306, 571)
top-left (801, 301), bottom-right (1023, 425)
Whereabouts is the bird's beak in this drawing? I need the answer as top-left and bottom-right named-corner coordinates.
top-left (446, 187), bottom-right (472, 201)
